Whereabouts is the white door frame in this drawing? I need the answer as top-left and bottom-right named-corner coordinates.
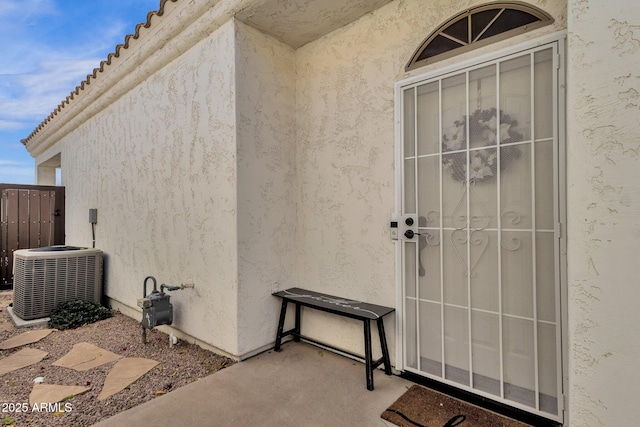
top-left (393, 30), bottom-right (568, 423)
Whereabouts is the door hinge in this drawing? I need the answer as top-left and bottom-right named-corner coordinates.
top-left (558, 393), bottom-right (566, 412)
top-left (555, 222), bottom-right (562, 239)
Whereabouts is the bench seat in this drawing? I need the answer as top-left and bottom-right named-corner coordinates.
top-left (272, 287), bottom-right (395, 390)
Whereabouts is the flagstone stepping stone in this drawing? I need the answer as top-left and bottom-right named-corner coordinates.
top-left (98, 357), bottom-right (159, 401)
top-left (0, 348), bottom-right (48, 375)
top-left (53, 342), bottom-right (122, 371)
top-left (29, 383), bottom-right (90, 406)
top-left (0, 292), bottom-right (12, 308)
top-left (0, 320), bottom-right (13, 333)
top-left (0, 329), bottom-right (55, 350)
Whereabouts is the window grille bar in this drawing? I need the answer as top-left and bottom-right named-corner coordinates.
top-left (413, 86), bottom-right (421, 373)
top-left (496, 60), bottom-right (505, 400)
top-left (438, 78), bottom-right (446, 380)
top-left (465, 71), bottom-right (474, 389)
top-left (530, 52), bottom-right (541, 411)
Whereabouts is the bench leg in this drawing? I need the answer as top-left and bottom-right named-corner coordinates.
top-left (274, 299), bottom-right (288, 351)
top-left (377, 317), bottom-right (392, 375)
top-left (294, 303), bottom-right (301, 342)
top-left (364, 319), bottom-right (374, 391)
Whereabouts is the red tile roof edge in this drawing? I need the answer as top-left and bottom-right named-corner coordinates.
top-left (22, 0), bottom-right (179, 146)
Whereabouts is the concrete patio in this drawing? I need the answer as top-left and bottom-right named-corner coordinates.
top-left (94, 341), bottom-right (410, 426)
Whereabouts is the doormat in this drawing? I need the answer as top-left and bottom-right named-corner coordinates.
top-left (381, 385), bottom-right (532, 427)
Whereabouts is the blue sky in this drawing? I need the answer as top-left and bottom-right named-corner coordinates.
top-left (0, 0), bottom-right (159, 184)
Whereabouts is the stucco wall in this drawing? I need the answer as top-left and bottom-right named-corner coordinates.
top-left (22, 0), bottom-right (640, 422)
top-left (30, 0), bottom-right (574, 375)
top-left (295, 0), bottom-right (566, 363)
top-left (234, 21), bottom-right (298, 356)
top-left (34, 18), bottom-right (298, 359)
top-left (37, 20), bottom-right (241, 356)
top-left (567, 0), bottom-right (640, 425)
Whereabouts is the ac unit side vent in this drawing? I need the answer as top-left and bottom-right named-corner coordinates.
top-left (12, 247), bottom-right (103, 320)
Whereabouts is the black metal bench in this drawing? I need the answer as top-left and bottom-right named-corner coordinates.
top-left (272, 287), bottom-right (395, 390)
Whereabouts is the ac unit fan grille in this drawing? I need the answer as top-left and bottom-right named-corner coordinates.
top-left (13, 251), bottom-right (102, 320)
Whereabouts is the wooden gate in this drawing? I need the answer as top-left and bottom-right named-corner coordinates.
top-left (0, 184), bottom-right (65, 288)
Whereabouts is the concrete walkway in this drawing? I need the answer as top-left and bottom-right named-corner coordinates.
top-left (94, 341), bottom-right (412, 426)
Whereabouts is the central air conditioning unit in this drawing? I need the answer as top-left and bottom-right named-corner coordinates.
top-left (12, 246), bottom-right (103, 320)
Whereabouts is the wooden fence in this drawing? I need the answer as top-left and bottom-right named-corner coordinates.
top-left (0, 184), bottom-right (65, 288)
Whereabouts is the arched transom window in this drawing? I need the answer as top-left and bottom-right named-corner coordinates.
top-left (406, 2), bottom-right (554, 71)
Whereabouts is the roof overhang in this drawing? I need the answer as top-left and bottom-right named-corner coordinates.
top-left (22, 0), bottom-right (392, 157)
top-left (236, 0), bottom-right (393, 49)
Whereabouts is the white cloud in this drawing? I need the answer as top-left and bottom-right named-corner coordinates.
top-left (0, 0), bottom-right (57, 17)
top-left (0, 0), bottom-right (159, 177)
top-left (0, 58), bottom-right (102, 122)
top-left (0, 1), bottom-right (149, 126)
top-left (0, 0), bottom-right (59, 74)
top-left (0, 159), bottom-right (30, 166)
top-left (0, 120), bottom-right (28, 132)
top-left (0, 160), bottom-right (35, 184)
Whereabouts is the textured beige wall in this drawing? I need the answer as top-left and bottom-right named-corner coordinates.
top-left (37, 21), bottom-right (241, 356)
top-left (27, 0), bottom-right (640, 422)
top-left (32, 0), bottom-right (569, 366)
top-left (234, 21), bottom-right (298, 356)
top-left (567, 0), bottom-right (640, 425)
top-left (295, 0), bottom-right (566, 362)
top-left (35, 18), bottom-right (297, 359)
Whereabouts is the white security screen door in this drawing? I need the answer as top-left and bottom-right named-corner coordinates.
top-left (398, 41), bottom-right (564, 421)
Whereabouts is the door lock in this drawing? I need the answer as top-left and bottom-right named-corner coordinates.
top-left (404, 230), bottom-right (422, 239)
top-left (400, 214), bottom-right (418, 240)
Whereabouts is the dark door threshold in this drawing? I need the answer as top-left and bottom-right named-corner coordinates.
top-left (400, 371), bottom-right (562, 427)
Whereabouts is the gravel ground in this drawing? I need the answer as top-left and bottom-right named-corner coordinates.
top-left (0, 292), bottom-right (234, 427)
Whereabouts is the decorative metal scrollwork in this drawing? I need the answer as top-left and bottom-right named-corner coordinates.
top-left (501, 210), bottom-right (521, 226)
top-left (499, 212), bottom-right (522, 251)
top-left (418, 179), bottom-right (523, 278)
top-left (450, 182), bottom-right (469, 229)
top-left (450, 180), bottom-right (492, 230)
top-left (501, 236), bottom-right (521, 251)
top-left (426, 210), bottom-right (439, 226)
top-left (446, 180), bottom-right (527, 277)
top-left (449, 229), bottom-right (489, 278)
